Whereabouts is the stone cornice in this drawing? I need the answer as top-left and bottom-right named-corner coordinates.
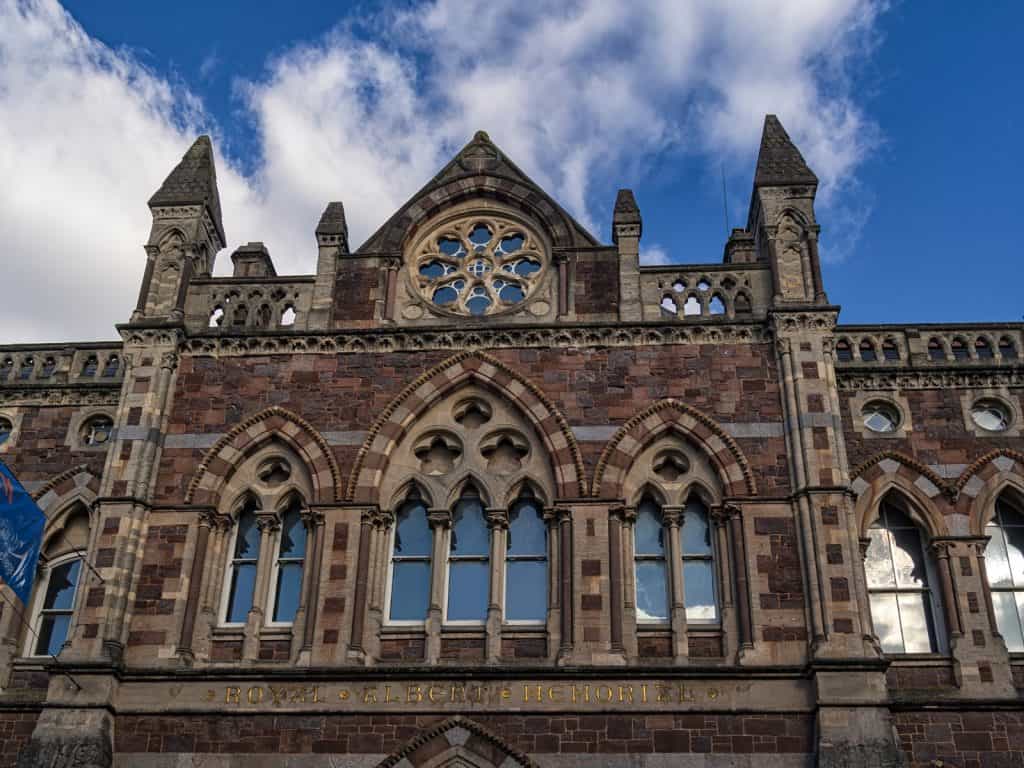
top-left (180, 321), bottom-right (771, 358)
top-left (837, 368), bottom-right (1024, 391)
top-left (0, 386), bottom-right (120, 407)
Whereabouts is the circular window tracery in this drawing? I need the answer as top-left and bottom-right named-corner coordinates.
top-left (862, 401), bottom-right (901, 434)
top-left (971, 399), bottom-right (1011, 432)
top-left (413, 216), bottom-right (546, 317)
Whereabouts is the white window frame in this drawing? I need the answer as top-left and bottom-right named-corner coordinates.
top-left (865, 503), bottom-right (946, 655)
top-left (264, 507), bottom-right (306, 629)
top-left (383, 504), bottom-right (433, 628)
top-left (502, 504), bottom-right (548, 627)
top-left (442, 491), bottom-right (490, 627)
top-left (634, 500), bottom-right (671, 627)
top-left (24, 552), bottom-right (83, 658)
top-left (219, 513), bottom-right (259, 628)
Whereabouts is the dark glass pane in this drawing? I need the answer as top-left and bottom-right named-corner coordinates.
top-left (869, 593), bottom-right (903, 653)
top-left (681, 501), bottom-right (712, 556)
top-left (35, 614), bottom-right (71, 657)
top-left (234, 510), bottom-right (260, 559)
top-left (513, 259), bottom-right (541, 277)
top-left (437, 237), bottom-right (463, 257)
top-left (433, 285), bottom-right (459, 305)
top-left (273, 563), bottom-right (303, 623)
top-left (451, 495), bottom-right (489, 556)
top-left (498, 283), bottom-right (525, 304)
top-left (508, 499), bottom-right (546, 556)
top-left (684, 561), bottom-right (717, 621)
top-left (466, 294), bottom-right (491, 316)
top-left (635, 499), bottom-right (664, 555)
top-left (992, 592), bottom-right (1023, 652)
top-left (278, 507), bottom-right (307, 558)
top-left (506, 561), bottom-right (547, 621)
top-left (1003, 522), bottom-right (1024, 588)
top-left (42, 560), bottom-right (80, 611)
top-left (447, 561), bottom-right (489, 621)
top-left (468, 224), bottom-right (491, 249)
top-left (499, 234), bottom-right (525, 253)
top-left (890, 526), bottom-right (928, 588)
top-left (635, 561), bottom-right (669, 621)
top-left (881, 503), bottom-right (915, 528)
top-left (226, 563), bottom-right (256, 623)
top-left (390, 561), bottom-right (430, 621)
top-left (898, 592), bottom-right (937, 653)
top-left (394, 499), bottom-right (432, 556)
top-left (419, 260), bottom-right (451, 279)
top-left (997, 500), bottom-right (1024, 527)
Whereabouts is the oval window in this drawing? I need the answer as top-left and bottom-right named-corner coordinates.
top-left (862, 401), bottom-right (901, 434)
top-left (971, 400), bottom-right (1011, 433)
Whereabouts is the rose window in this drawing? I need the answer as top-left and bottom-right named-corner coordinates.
top-left (413, 216), bottom-right (545, 316)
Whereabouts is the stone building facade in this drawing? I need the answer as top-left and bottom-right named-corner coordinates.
top-left (0, 116), bottom-right (1022, 767)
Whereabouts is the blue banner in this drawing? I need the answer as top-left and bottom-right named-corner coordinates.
top-left (0, 461), bottom-right (46, 605)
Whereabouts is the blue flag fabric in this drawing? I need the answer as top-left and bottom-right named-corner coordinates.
top-left (0, 461), bottom-right (46, 605)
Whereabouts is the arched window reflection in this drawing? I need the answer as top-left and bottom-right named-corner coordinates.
top-left (224, 499), bottom-right (260, 624)
top-left (388, 490), bottom-right (432, 622)
top-left (505, 489), bottom-right (547, 622)
top-left (634, 496), bottom-right (669, 622)
top-left (681, 496), bottom-right (717, 622)
top-left (446, 487), bottom-right (490, 622)
top-left (864, 500), bottom-right (942, 654)
top-left (984, 496), bottom-right (1024, 652)
top-left (270, 499), bottom-right (307, 623)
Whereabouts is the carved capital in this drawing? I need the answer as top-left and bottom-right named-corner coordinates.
top-left (159, 351), bottom-right (179, 371)
top-left (427, 509), bottom-right (452, 530)
top-left (255, 513), bottom-right (281, 534)
top-left (969, 537), bottom-right (992, 557)
top-left (609, 505), bottom-right (637, 525)
top-left (661, 506), bottom-right (684, 528)
top-left (710, 502), bottom-right (741, 527)
top-left (197, 508), bottom-right (219, 529)
top-left (485, 508), bottom-right (509, 530)
top-left (929, 540), bottom-right (955, 559)
top-left (300, 508), bottom-right (326, 529)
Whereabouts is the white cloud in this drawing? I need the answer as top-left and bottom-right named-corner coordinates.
top-left (639, 245), bottom-right (672, 267)
top-left (0, 0), bottom-right (885, 342)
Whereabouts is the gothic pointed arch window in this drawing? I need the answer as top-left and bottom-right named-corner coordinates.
top-left (983, 494), bottom-right (1024, 652)
top-left (387, 489), bottom-right (432, 623)
top-left (446, 486), bottom-right (490, 623)
top-left (634, 494), bottom-right (669, 623)
top-left (223, 497), bottom-right (261, 625)
top-left (505, 488), bottom-right (547, 623)
top-left (863, 496), bottom-right (944, 654)
top-left (267, 496), bottom-right (307, 625)
top-left (681, 495), bottom-right (717, 623)
top-left (26, 502), bottom-right (92, 658)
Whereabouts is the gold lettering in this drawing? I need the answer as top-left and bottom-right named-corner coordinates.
top-left (247, 686), bottom-right (264, 705)
top-left (288, 687), bottom-right (307, 704)
top-left (449, 685), bottom-right (466, 704)
top-left (384, 685), bottom-right (399, 704)
top-left (361, 687), bottom-right (377, 704)
top-left (523, 684), bottom-right (544, 703)
top-left (678, 684), bottom-right (694, 702)
top-left (500, 686), bottom-right (511, 702)
top-left (656, 684), bottom-right (672, 703)
top-left (547, 685), bottom-right (562, 703)
top-left (470, 685), bottom-right (485, 704)
top-left (312, 686), bottom-right (323, 704)
top-left (597, 685), bottom-right (614, 703)
top-left (571, 684), bottom-right (591, 704)
top-left (428, 685), bottom-right (445, 703)
top-left (707, 687), bottom-right (719, 700)
top-left (618, 685), bottom-right (634, 704)
top-left (269, 687), bottom-right (287, 706)
top-left (641, 684), bottom-right (648, 704)
top-left (406, 685), bottom-right (423, 704)
top-left (225, 686), bottom-right (240, 705)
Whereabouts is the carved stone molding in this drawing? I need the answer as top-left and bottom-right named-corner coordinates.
top-left (770, 311), bottom-right (838, 334)
top-left (0, 387), bottom-right (120, 407)
top-left (181, 322), bottom-right (772, 359)
top-left (838, 369), bottom-right (1024, 391)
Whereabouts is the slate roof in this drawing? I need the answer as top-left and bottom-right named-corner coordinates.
top-left (754, 115), bottom-right (818, 188)
top-left (148, 135), bottom-right (225, 243)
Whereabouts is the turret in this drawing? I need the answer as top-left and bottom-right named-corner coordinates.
top-left (132, 136), bottom-right (226, 323)
top-left (747, 116), bottom-right (827, 305)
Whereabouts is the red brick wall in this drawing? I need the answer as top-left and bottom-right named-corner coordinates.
top-left (0, 710), bottom-right (39, 768)
top-left (114, 712), bottom-right (814, 755)
top-left (2, 405), bottom-right (107, 483)
top-left (841, 388), bottom-right (1024, 471)
top-left (158, 345), bottom-right (788, 503)
top-left (895, 711), bottom-right (1024, 767)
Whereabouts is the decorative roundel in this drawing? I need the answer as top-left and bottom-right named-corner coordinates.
top-left (862, 400), bottom-right (901, 434)
top-left (412, 215), bottom-right (546, 317)
top-left (971, 399), bottom-right (1011, 432)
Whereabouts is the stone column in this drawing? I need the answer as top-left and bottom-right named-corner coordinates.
top-left (383, 258), bottom-right (399, 320)
top-left (485, 508), bottom-right (508, 663)
top-left (175, 508), bottom-right (215, 665)
top-left (243, 512), bottom-right (279, 661)
top-left (426, 509), bottom-right (451, 664)
top-left (619, 506), bottom-right (639, 659)
top-left (930, 540), bottom-right (963, 640)
top-left (973, 539), bottom-right (1002, 639)
top-left (347, 508), bottom-right (376, 660)
top-left (556, 508), bottom-right (573, 659)
top-left (297, 509), bottom-right (325, 662)
top-left (663, 506), bottom-right (689, 662)
top-left (607, 506), bottom-right (626, 653)
top-left (543, 508), bottom-right (561, 659)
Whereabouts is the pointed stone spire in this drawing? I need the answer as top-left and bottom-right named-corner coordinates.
top-left (754, 115), bottom-right (818, 188)
top-left (316, 201), bottom-right (349, 251)
top-left (148, 135), bottom-right (225, 244)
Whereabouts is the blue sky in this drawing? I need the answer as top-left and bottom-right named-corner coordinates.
top-left (1, 0), bottom-right (1021, 342)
